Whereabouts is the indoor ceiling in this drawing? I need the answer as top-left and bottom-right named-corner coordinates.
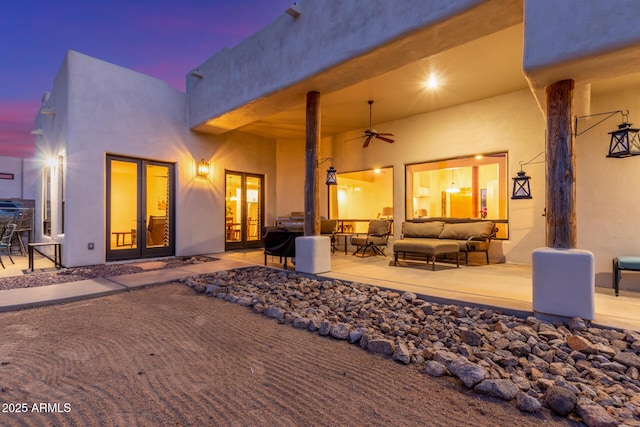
top-left (236, 23), bottom-right (640, 141)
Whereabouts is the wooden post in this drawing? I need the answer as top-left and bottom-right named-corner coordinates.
top-left (304, 91), bottom-right (321, 236)
top-left (545, 79), bottom-right (576, 248)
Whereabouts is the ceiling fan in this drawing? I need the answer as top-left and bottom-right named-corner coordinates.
top-left (357, 100), bottom-right (395, 148)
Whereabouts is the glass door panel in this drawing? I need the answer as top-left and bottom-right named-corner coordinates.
top-left (107, 156), bottom-right (174, 261)
top-left (108, 159), bottom-right (138, 253)
top-left (246, 176), bottom-right (262, 243)
top-left (145, 164), bottom-right (170, 249)
top-left (225, 171), bottom-right (263, 250)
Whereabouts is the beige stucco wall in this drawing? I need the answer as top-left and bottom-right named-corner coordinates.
top-left (36, 51), bottom-right (278, 267)
top-left (578, 84), bottom-right (640, 290)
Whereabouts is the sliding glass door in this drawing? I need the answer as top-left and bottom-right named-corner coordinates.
top-left (106, 155), bottom-right (175, 261)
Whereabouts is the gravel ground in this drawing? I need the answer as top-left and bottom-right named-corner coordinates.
top-left (0, 256), bottom-right (216, 291)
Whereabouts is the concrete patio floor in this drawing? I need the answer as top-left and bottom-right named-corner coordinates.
top-left (220, 248), bottom-right (640, 332)
top-left (1, 248), bottom-right (640, 332)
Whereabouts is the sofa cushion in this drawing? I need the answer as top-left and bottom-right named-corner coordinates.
top-left (402, 221), bottom-right (445, 238)
top-left (439, 222), bottom-right (494, 240)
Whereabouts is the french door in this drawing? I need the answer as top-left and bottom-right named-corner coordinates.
top-left (106, 155), bottom-right (175, 261)
top-left (225, 171), bottom-right (264, 250)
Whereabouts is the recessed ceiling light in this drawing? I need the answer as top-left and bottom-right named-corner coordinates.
top-left (424, 75), bottom-right (439, 89)
top-left (475, 155), bottom-right (484, 160)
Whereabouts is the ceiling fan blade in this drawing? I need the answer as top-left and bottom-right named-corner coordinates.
top-left (345, 135), bottom-right (365, 142)
top-left (363, 136), bottom-right (373, 148)
top-left (376, 133), bottom-right (394, 136)
top-left (376, 135), bottom-right (395, 144)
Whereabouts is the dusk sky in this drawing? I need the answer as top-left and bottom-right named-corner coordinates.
top-left (1, 0), bottom-right (293, 158)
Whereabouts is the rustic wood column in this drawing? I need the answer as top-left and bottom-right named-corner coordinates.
top-left (545, 79), bottom-right (576, 248)
top-left (304, 91), bottom-right (321, 236)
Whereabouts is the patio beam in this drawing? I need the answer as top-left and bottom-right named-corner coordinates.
top-left (545, 79), bottom-right (576, 248)
top-left (304, 91), bottom-right (321, 236)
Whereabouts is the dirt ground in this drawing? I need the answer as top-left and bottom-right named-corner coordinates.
top-left (0, 283), bottom-right (577, 426)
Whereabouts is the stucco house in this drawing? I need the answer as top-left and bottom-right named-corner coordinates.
top-left (32, 1), bottom-right (640, 301)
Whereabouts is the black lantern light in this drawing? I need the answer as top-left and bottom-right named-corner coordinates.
top-left (511, 151), bottom-right (544, 200)
top-left (325, 165), bottom-right (337, 185)
top-left (511, 170), bottom-right (532, 199)
top-left (318, 157), bottom-right (337, 186)
top-left (575, 109), bottom-right (640, 158)
top-left (607, 121), bottom-right (640, 158)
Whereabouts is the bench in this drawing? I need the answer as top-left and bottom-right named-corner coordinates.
top-left (613, 256), bottom-right (640, 297)
top-left (393, 219), bottom-right (497, 269)
top-left (28, 242), bottom-right (62, 271)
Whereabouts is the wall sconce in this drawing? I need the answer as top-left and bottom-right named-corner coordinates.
top-left (416, 209), bottom-right (427, 218)
top-left (196, 158), bottom-right (210, 178)
top-left (318, 157), bottom-right (337, 185)
top-left (575, 109), bottom-right (640, 158)
top-left (511, 151), bottom-right (545, 199)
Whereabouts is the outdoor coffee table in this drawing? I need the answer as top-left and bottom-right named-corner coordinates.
top-left (393, 240), bottom-right (459, 271)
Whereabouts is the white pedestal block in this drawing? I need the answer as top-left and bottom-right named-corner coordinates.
top-left (532, 247), bottom-right (595, 321)
top-left (295, 236), bottom-right (331, 274)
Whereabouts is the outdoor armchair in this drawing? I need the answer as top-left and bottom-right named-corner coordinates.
top-left (350, 219), bottom-right (391, 257)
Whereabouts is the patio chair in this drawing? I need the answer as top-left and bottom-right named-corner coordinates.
top-left (12, 208), bottom-right (34, 256)
top-left (0, 223), bottom-right (17, 268)
top-left (320, 219), bottom-right (338, 253)
top-left (350, 219), bottom-right (391, 257)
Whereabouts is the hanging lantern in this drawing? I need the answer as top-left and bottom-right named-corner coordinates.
top-left (607, 122), bottom-right (640, 158)
top-left (325, 165), bottom-right (338, 185)
top-left (511, 170), bottom-right (532, 199)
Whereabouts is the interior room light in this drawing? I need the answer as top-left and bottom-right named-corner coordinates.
top-left (445, 170), bottom-right (460, 193)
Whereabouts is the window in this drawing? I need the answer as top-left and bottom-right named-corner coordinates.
top-left (329, 167), bottom-right (393, 234)
top-left (405, 153), bottom-right (508, 238)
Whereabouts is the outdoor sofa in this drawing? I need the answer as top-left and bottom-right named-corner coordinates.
top-left (393, 219), bottom-right (497, 270)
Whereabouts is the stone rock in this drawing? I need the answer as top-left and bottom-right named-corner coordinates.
top-left (319, 320), bottom-right (331, 336)
top-left (292, 317), bottom-right (310, 329)
top-left (401, 291), bottom-right (417, 301)
top-left (264, 307), bottom-right (285, 320)
top-left (516, 391), bottom-right (542, 413)
top-left (568, 317), bottom-right (588, 331)
top-left (545, 385), bottom-right (577, 416)
top-left (566, 335), bottom-right (593, 353)
top-left (474, 379), bottom-right (519, 401)
top-left (424, 360), bottom-right (447, 377)
top-left (460, 328), bottom-right (482, 346)
top-left (448, 358), bottom-right (488, 388)
top-left (348, 327), bottom-right (365, 344)
top-left (330, 323), bottom-right (350, 340)
top-left (576, 399), bottom-right (618, 427)
top-left (393, 342), bottom-right (411, 364)
top-left (613, 351), bottom-right (640, 369)
top-left (368, 339), bottom-right (395, 355)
